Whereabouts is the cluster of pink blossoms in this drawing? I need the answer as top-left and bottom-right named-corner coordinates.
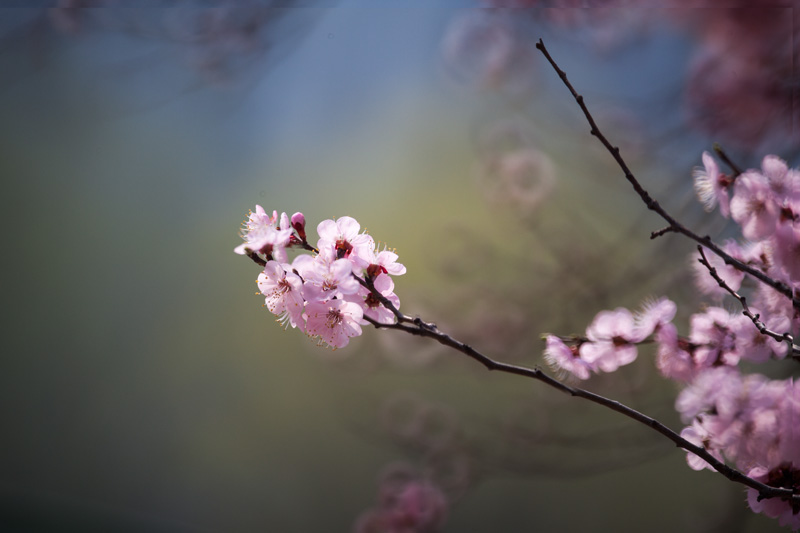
top-left (234, 206), bottom-right (405, 349)
top-left (545, 152), bottom-right (800, 529)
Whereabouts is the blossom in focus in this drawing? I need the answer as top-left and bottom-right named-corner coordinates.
top-left (301, 247), bottom-right (360, 303)
top-left (353, 243), bottom-right (407, 280)
top-left (347, 273), bottom-right (400, 325)
top-left (304, 299), bottom-right (364, 349)
top-left (256, 260), bottom-right (305, 329)
top-left (234, 205), bottom-right (292, 261)
top-left (317, 216), bottom-right (374, 261)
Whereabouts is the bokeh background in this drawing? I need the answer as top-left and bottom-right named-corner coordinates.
top-left (1, 2), bottom-right (797, 532)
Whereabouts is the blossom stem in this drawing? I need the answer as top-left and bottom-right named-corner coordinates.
top-left (361, 308), bottom-right (798, 504)
top-left (696, 246), bottom-right (799, 359)
top-left (534, 38), bottom-right (800, 312)
top-left (246, 250), bottom-right (267, 267)
top-left (712, 143), bottom-right (744, 178)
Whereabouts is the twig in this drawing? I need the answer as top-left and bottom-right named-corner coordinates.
top-left (242, 244), bottom-right (798, 500)
top-left (534, 39), bottom-right (800, 312)
top-left (650, 226), bottom-right (676, 239)
top-left (696, 246), bottom-right (799, 358)
top-left (713, 143), bottom-right (744, 178)
top-left (356, 278), bottom-right (798, 503)
top-left (245, 250), bottom-right (267, 267)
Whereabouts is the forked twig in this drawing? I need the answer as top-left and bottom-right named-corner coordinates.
top-left (696, 246), bottom-right (799, 359)
top-left (534, 39), bottom-right (799, 312)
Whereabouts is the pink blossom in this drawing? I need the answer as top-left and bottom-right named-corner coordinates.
top-left (579, 308), bottom-right (638, 373)
top-left (301, 247), bottom-right (360, 303)
top-left (680, 420), bottom-right (723, 472)
top-left (675, 367), bottom-right (741, 423)
top-left (234, 205), bottom-right (292, 260)
top-left (634, 297), bottom-right (676, 339)
top-left (746, 464), bottom-right (800, 531)
top-left (356, 464), bottom-right (448, 533)
top-left (730, 170), bottom-right (780, 241)
top-left (290, 211), bottom-right (306, 241)
top-left (655, 322), bottom-right (695, 383)
top-left (256, 261), bottom-right (305, 329)
top-left (761, 155), bottom-right (800, 203)
top-left (304, 299), bottom-right (363, 349)
top-left (543, 335), bottom-right (593, 380)
top-left (779, 380), bottom-right (800, 466)
top-left (771, 218), bottom-right (800, 281)
top-left (353, 243), bottom-right (407, 279)
top-left (356, 479), bottom-right (448, 533)
top-left (688, 307), bottom-right (743, 368)
top-left (750, 269), bottom-right (800, 338)
top-left (347, 273), bottom-right (400, 325)
top-left (316, 216), bottom-right (374, 261)
top-left (733, 309), bottom-right (789, 363)
top-left (737, 240), bottom-right (770, 268)
top-left (693, 151), bottom-right (731, 217)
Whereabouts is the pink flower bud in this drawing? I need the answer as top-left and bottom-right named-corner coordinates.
top-left (291, 212), bottom-right (306, 241)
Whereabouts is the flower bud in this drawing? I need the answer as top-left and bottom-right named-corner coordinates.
top-left (291, 212), bottom-right (307, 241)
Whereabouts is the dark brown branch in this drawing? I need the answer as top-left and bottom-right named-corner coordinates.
top-left (245, 250), bottom-right (267, 267)
top-left (697, 246), bottom-right (799, 358)
top-left (534, 39), bottom-right (800, 312)
top-left (357, 278), bottom-right (798, 504)
top-left (650, 226), bottom-right (677, 239)
top-left (713, 143), bottom-right (744, 178)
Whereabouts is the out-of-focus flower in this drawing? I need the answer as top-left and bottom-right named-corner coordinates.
top-left (478, 147), bottom-right (556, 215)
top-left (355, 463), bottom-right (449, 533)
top-left (579, 308), bottom-right (639, 372)
top-left (730, 171), bottom-right (780, 241)
top-left (441, 10), bottom-right (537, 95)
top-left (693, 151), bottom-right (731, 217)
top-left (688, 307), bottom-right (744, 368)
top-left (634, 297), bottom-right (676, 339)
top-left (543, 335), bottom-right (593, 380)
top-left (655, 322), bottom-right (694, 383)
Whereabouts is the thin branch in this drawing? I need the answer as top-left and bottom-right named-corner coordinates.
top-left (534, 39), bottom-right (800, 312)
top-left (357, 277), bottom-right (797, 504)
top-left (713, 143), bottom-right (744, 178)
top-left (650, 226), bottom-right (677, 239)
top-left (245, 250), bottom-right (267, 267)
top-left (696, 246), bottom-right (799, 358)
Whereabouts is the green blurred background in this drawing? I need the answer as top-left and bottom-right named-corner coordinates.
top-left (0, 4), bottom-right (791, 532)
